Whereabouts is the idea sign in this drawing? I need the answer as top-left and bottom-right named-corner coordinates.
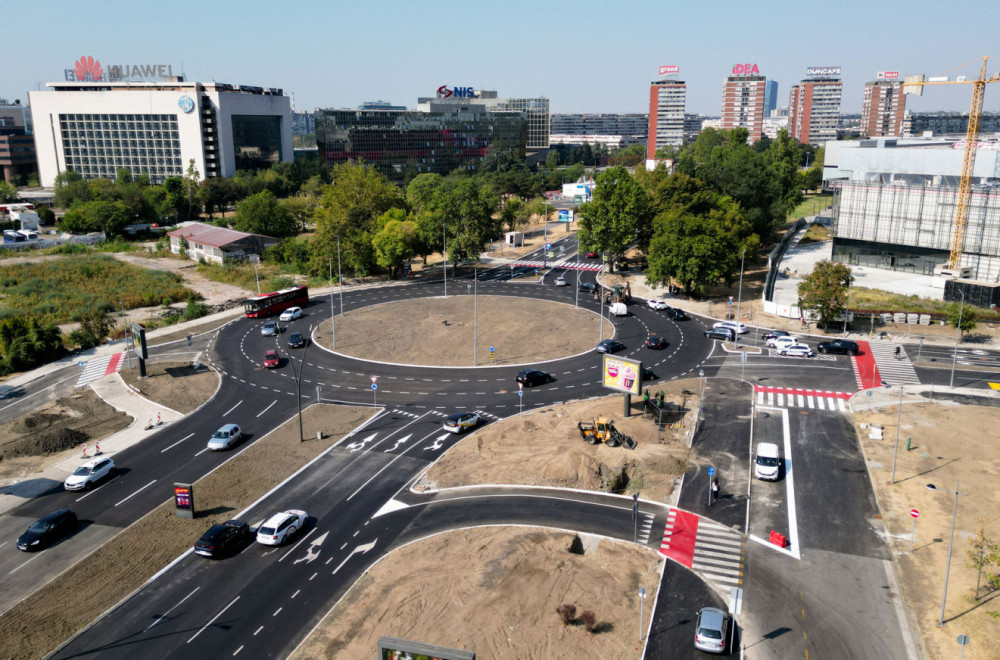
top-left (877, 71), bottom-right (900, 80)
top-left (659, 65), bottom-right (680, 76)
top-left (731, 63), bottom-right (760, 76)
top-left (436, 85), bottom-right (474, 99)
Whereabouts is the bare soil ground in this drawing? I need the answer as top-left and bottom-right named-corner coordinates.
top-left (119, 360), bottom-right (219, 414)
top-left (291, 527), bottom-right (662, 660)
top-left (0, 403), bottom-right (370, 660)
top-left (421, 385), bottom-right (697, 503)
top-left (315, 295), bottom-right (603, 366)
top-left (854, 397), bottom-right (1000, 660)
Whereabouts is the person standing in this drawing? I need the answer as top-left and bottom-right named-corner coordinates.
top-left (711, 478), bottom-right (720, 502)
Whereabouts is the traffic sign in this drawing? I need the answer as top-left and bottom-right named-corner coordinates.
top-left (518, 390), bottom-right (523, 397)
top-left (371, 383), bottom-right (377, 390)
top-left (489, 346), bottom-right (495, 353)
top-left (546, 243), bottom-right (552, 250)
top-left (910, 509), bottom-right (920, 518)
top-left (518, 382), bottom-right (523, 391)
top-left (708, 466), bottom-right (715, 476)
top-left (370, 376), bottom-right (378, 383)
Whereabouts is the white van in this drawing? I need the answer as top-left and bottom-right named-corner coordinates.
top-left (754, 442), bottom-right (781, 481)
top-left (609, 302), bottom-right (628, 317)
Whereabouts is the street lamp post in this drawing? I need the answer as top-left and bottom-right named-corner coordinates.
top-left (926, 481), bottom-right (965, 626)
top-left (337, 236), bottom-right (344, 320)
top-left (443, 221), bottom-right (447, 297)
top-left (285, 323), bottom-right (314, 443)
top-left (699, 369), bottom-right (705, 402)
top-left (843, 280), bottom-right (852, 335)
top-left (599, 276), bottom-right (606, 341)
top-left (734, 247), bottom-right (746, 345)
top-left (949, 290), bottom-right (966, 388)
top-left (329, 259), bottom-right (336, 349)
top-left (467, 267), bottom-right (478, 365)
top-left (891, 385), bottom-right (904, 484)
top-left (575, 239), bottom-right (580, 308)
top-left (543, 201), bottom-right (548, 269)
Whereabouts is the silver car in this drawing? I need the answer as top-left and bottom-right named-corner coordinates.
top-left (694, 607), bottom-right (730, 654)
top-left (207, 424), bottom-right (242, 451)
top-left (261, 321), bottom-right (280, 337)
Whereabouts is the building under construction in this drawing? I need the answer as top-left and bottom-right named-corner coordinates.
top-left (823, 138), bottom-right (1000, 283)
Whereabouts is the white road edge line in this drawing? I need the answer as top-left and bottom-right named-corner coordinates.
top-left (161, 433), bottom-right (195, 453)
top-left (223, 400), bottom-right (243, 416)
top-left (187, 595), bottom-right (239, 644)
top-left (145, 586), bottom-right (199, 631)
top-left (781, 408), bottom-right (801, 560)
top-left (256, 399), bottom-right (277, 418)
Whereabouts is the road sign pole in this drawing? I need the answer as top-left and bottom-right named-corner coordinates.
top-left (638, 586), bottom-right (646, 642)
top-left (707, 466), bottom-right (715, 507)
top-left (909, 517), bottom-right (917, 553)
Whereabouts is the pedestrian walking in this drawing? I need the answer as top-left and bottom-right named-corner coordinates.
top-left (895, 345), bottom-right (902, 360)
top-left (711, 478), bottom-right (720, 502)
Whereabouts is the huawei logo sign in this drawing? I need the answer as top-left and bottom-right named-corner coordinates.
top-left (73, 55), bottom-right (103, 82)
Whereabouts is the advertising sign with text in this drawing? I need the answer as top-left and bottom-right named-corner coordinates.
top-left (807, 66), bottom-right (842, 77)
top-left (659, 65), bottom-right (680, 76)
top-left (602, 355), bottom-right (642, 396)
top-left (731, 63), bottom-right (760, 76)
top-left (877, 71), bottom-right (900, 80)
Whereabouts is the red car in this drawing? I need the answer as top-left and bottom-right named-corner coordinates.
top-left (263, 350), bottom-right (280, 368)
top-left (586, 251), bottom-right (598, 258)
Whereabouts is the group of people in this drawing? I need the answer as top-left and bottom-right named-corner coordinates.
top-left (642, 389), bottom-right (666, 408)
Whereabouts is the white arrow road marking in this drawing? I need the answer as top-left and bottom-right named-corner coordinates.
top-left (331, 538), bottom-right (378, 575)
top-left (293, 531), bottom-right (328, 565)
top-left (425, 432), bottom-right (450, 451)
top-left (373, 498), bottom-right (410, 518)
top-left (345, 432), bottom-right (377, 452)
top-left (388, 433), bottom-right (411, 452)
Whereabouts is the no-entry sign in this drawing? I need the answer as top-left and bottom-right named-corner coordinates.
top-left (909, 509), bottom-right (920, 518)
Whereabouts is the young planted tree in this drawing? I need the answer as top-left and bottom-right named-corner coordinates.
top-left (947, 300), bottom-right (978, 335)
top-left (797, 260), bottom-right (854, 328)
top-left (966, 528), bottom-right (1000, 598)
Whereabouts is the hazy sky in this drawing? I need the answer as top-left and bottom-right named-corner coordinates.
top-left (5, 0), bottom-right (999, 116)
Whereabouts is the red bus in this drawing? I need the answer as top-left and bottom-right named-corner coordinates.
top-left (244, 285), bottom-right (309, 318)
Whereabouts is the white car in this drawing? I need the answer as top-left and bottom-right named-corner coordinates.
top-left (207, 424), bottom-right (242, 451)
top-left (554, 275), bottom-right (567, 286)
top-left (443, 411), bottom-right (481, 434)
top-left (64, 457), bottom-right (116, 491)
top-left (279, 306), bottom-right (303, 321)
top-left (713, 321), bottom-right (748, 335)
top-left (779, 343), bottom-right (815, 358)
top-left (647, 299), bottom-right (669, 311)
top-left (256, 509), bottom-right (308, 546)
top-left (766, 335), bottom-right (799, 349)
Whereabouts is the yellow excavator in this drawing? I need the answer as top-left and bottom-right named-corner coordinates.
top-left (578, 416), bottom-right (636, 449)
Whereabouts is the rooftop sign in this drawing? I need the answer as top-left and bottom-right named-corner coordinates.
top-left (807, 66), bottom-right (841, 77)
top-left (877, 71), bottom-right (900, 80)
top-left (64, 55), bottom-right (178, 82)
top-left (732, 63), bottom-right (760, 76)
top-left (659, 65), bottom-right (680, 76)
top-left (436, 85), bottom-right (474, 99)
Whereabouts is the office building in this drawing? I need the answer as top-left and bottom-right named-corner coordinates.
top-left (861, 79), bottom-right (906, 137)
top-left (721, 73), bottom-right (766, 143)
top-left (646, 79), bottom-right (686, 158)
top-left (0, 128), bottom-right (37, 183)
top-left (903, 111), bottom-right (1000, 137)
top-left (29, 80), bottom-right (292, 187)
top-left (291, 111), bottom-right (315, 136)
top-left (414, 89), bottom-right (548, 151)
top-left (763, 80), bottom-right (778, 116)
top-left (550, 113), bottom-right (648, 138)
top-left (549, 134), bottom-right (645, 149)
top-left (788, 69), bottom-right (843, 145)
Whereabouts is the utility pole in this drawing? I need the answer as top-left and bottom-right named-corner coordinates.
top-left (329, 259), bottom-right (336, 349)
top-left (949, 290), bottom-right (965, 388)
top-left (337, 236), bottom-right (344, 319)
top-left (443, 221), bottom-right (447, 297)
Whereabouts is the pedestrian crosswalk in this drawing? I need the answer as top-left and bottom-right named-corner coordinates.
top-left (508, 259), bottom-right (604, 272)
top-left (754, 386), bottom-right (851, 412)
top-left (76, 352), bottom-right (125, 387)
top-left (659, 508), bottom-right (744, 587)
top-left (867, 341), bottom-right (921, 386)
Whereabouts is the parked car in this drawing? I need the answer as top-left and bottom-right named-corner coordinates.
top-left (578, 282), bottom-right (597, 294)
top-left (704, 327), bottom-right (736, 341)
top-left (287, 332), bottom-right (306, 349)
top-left (256, 510), bottom-right (308, 546)
top-left (713, 321), bottom-right (748, 334)
top-left (64, 457), bottom-right (116, 491)
top-left (817, 338), bottom-right (860, 356)
top-left (668, 307), bottom-right (688, 321)
top-left (596, 339), bottom-right (625, 354)
top-left (17, 509), bottom-right (77, 551)
top-left (645, 334), bottom-right (667, 349)
top-left (647, 299), bottom-right (669, 311)
top-left (766, 335), bottom-right (799, 349)
top-left (207, 423), bottom-right (243, 451)
top-left (443, 411), bottom-right (482, 434)
top-left (694, 606), bottom-right (730, 654)
top-left (195, 520), bottom-right (250, 558)
top-left (778, 343), bottom-right (815, 358)
top-left (754, 442), bottom-right (782, 481)
top-left (554, 275), bottom-right (567, 287)
top-left (279, 306), bottom-right (303, 321)
top-left (763, 329), bottom-right (791, 343)
top-left (262, 350), bottom-right (280, 368)
top-left (261, 320), bottom-right (280, 337)
top-left (516, 369), bottom-right (551, 387)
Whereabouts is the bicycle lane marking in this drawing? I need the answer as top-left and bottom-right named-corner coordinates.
top-left (852, 340), bottom-right (881, 390)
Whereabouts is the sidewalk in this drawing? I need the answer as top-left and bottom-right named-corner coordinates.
top-left (849, 382), bottom-right (999, 413)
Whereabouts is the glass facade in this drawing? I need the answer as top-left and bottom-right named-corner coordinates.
top-left (316, 109), bottom-right (525, 181)
top-left (58, 113), bottom-right (181, 183)
top-left (231, 115), bottom-right (283, 171)
top-left (490, 97), bottom-right (549, 149)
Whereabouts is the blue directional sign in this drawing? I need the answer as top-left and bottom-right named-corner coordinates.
top-left (371, 383), bottom-right (378, 390)
top-left (546, 243), bottom-right (552, 250)
top-left (518, 390), bottom-right (523, 397)
top-left (707, 466), bottom-right (715, 476)
top-left (490, 346), bottom-right (495, 353)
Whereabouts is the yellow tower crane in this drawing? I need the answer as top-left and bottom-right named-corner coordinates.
top-left (903, 57), bottom-right (1000, 271)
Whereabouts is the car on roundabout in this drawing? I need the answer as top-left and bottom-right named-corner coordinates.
top-left (778, 343), bottom-right (815, 358)
top-left (256, 510), bottom-right (308, 546)
top-left (586, 251), bottom-right (598, 258)
top-left (279, 306), bottom-right (303, 321)
top-left (694, 606), bottom-right (730, 654)
top-left (443, 411), bottom-right (482, 434)
top-left (63, 457), bottom-right (117, 491)
top-left (578, 282), bottom-right (597, 294)
top-left (647, 299), bottom-right (669, 311)
top-left (704, 327), bottom-right (736, 341)
top-left (713, 321), bottom-right (748, 334)
top-left (763, 329), bottom-right (791, 343)
top-left (645, 334), bottom-right (667, 349)
top-left (195, 520), bottom-right (250, 558)
top-left (766, 335), bottom-right (799, 349)
top-left (554, 275), bottom-right (567, 286)
top-left (596, 339), bottom-right (625, 354)
top-left (263, 350), bottom-right (280, 368)
top-left (207, 423), bottom-right (243, 451)
top-left (668, 307), bottom-right (688, 321)
top-left (516, 369), bottom-right (552, 387)
top-left (287, 332), bottom-right (306, 349)
top-left (817, 338), bottom-right (860, 356)
top-left (261, 320), bottom-right (280, 337)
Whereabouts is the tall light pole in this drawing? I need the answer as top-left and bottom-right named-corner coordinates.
top-left (734, 247), bottom-right (746, 344)
top-left (329, 259), bottom-right (336, 349)
top-left (926, 481), bottom-right (966, 626)
top-left (843, 279), bottom-right (852, 335)
top-left (949, 290), bottom-right (965, 388)
top-left (337, 236), bottom-right (344, 319)
top-left (467, 267), bottom-right (477, 365)
top-left (543, 201), bottom-right (548, 269)
top-left (890, 385), bottom-right (904, 484)
top-left (285, 322), bottom-right (314, 443)
top-left (442, 220), bottom-right (447, 297)
top-left (599, 275), bottom-right (606, 341)
top-left (575, 237), bottom-right (581, 308)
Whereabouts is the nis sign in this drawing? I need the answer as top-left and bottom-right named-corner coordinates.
top-left (436, 85), bottom-right (474, 99)
top-left (732, 63), bottom-right (760, 76)
top-left (65, 55), bottom-right (177, 83)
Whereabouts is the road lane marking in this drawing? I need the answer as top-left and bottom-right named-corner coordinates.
top-left (279, 527), bottom-right (317, 563)
top-left (256, 400), bottom-right (277, 417)
top-left (145, 587), bottom-right (199, 631)
top-left (291, 590), bottom-right (300, 599)
top-left (195, 447), bottom-right (210, 456)
top-left (187, 596), bottom-right (240, 644)
top-left (273, 607), bottom-right (282, 616)
top-left (223, 400), bottom-right (243, 416)
top-left (9, 554), bottom-right (41, 574)
top-left (161, 433), bottom-right (195, 453)
top-left (233, 646), bottom-right (243, 656)
top-left (115, 479), bottom-right (156, 507)
top-left (254, 626), bottom-right (264, 636)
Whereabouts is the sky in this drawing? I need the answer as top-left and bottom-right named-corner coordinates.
top-left (5, 0), bottom-right (1000, 117)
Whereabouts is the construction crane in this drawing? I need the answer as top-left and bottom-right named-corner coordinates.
top-left (903, 56), bottom-right (1000, 272)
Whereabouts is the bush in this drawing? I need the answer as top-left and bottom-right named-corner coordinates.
top-left (556, 604), bottom-right (577, 625)
top-left (580, 610), bottom-right (597, 633)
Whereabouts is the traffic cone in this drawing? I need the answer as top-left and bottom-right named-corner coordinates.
top-left (94, 440), bottom-right (101, 455)
top-left (81, 443), bottom-right (88, 458)
top-left (146, 416), bottom-right (153, 430)
top-left (157, 412), bottom-right (162, 426)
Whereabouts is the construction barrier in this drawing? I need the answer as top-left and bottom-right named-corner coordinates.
top-left (769, 530), bottom-right (788, 548)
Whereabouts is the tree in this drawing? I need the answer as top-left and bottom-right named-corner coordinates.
top-left (430, 179), bottom-right (500, 262)
top-left (406, 173), bottom-right (444, 214)
top-left (966, 528), bottom-right (1000, 598)
top-left (232, 190), bottom-right (298, 238)
top-left (58, 200), bottom-right (132, 236)
top-left (280, 195), bottom-right (317, 233)
top-left (947, 300), bottom-right (978, 335)
top-left (0, 180), bottom-right (18, 203)
top-left (372, 213), bottom-right (418, 278)
top-left (499, 197), bottom-right (528, 233)
top-left (577, 166), bottom-right (653, 272)
top-left (0, 317), bottom-right (65, 376)
top-left (797, 260), bottom-right (854, 328)
top-left (545, 149), bottom-right (560, 170)
top-left (54, 171), bottom-right (90, 209)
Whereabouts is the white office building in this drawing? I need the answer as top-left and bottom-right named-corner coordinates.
top-left (29, 80), bottom-right (292, 186)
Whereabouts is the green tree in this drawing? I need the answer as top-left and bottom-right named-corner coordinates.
top-left (406, 173), bottom-right (444, 213)
top-left (545, 149), bottom-right (560, 170)
top-left (232, 190), bottom-right (298, 238)
top-left (947, 300), bottom-right (978, 335)
top-left (0, 180), bottom-right (18, 203)
top-left (431, 179), bottom-right (500, 262)
top-left (499, 197), bottom-right (529, 233)
top-left (53, 171), bottom-right (90, 209)
top-left (0, 317), bottom-right (65, 376)
top-left (58, 200), bottom-right (132, 236)
top-left (966, 528), bottom-right (1000, 598)
top-left (280, 195), bottom-right (317, 233)
top-left (797, 260), bottom-right (854, 328)
top-left (372, 213), bottom-right (418, 278)
top-left (577, 166), bottom-right (653, 271)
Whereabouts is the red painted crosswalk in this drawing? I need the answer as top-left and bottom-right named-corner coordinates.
top-left (660, 508), bottom-right (699, 568)
top-left (852, 340), bottom-right (881, 390)
top-left (659, 508), bottom-right (745, 586)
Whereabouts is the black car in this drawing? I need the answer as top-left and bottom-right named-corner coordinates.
top-left (516, 369), bottom-right (552, 387)
top-left (667, 307), bottom-right (688, 321)
top-left (763, 329), bottom-right (791, 342)
top-left (704, 327), bottom-right (736, 341)
top-left (596, 339), bottom-right (625, 354)
top-left (578, 282), bottom-right (597, 294)
top-left (287, 332), bottom-right (306, 348)
top-left (194, 520), bottom-right (250, 558)
top-left (17, 509), bottom-right (77, 551)
top-left (645, 334), bottom-right (667, 350)
top-left (817, 339), bottom-right (859, 355)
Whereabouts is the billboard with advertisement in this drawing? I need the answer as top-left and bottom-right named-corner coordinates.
top-left (602, 355), bottom-right (642, 396)
top-left (557, 209), bottom-right (574, 222)
top-left (877, 71), bottom-right (900, 80)
top-left (806, 66), bottom-right (842, 77)
top-left (658, 65), bottom-right (680, 76)
top-left (173, 483), bottom-right (194, 518)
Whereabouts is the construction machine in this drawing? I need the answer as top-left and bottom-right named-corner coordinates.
top-left (577, 416), bottom-right (636, 449)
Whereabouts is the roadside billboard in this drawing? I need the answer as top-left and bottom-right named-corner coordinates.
top-left (558, 209), bottom-right (574, 222)
top-left (602, 355), bottom-right (642, 396)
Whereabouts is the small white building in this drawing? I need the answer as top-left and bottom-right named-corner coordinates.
top-left (167, 223), bottom-right (279, 265)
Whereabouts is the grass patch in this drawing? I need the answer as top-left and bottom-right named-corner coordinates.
top-left (0, 254), bottom-right (195, 324)
top-left (797, 222), bottom-right (831, 245)
top-left (787, 194), bottom-right (831, 222)
top-left (849, 286), bottom-right (1000, 321)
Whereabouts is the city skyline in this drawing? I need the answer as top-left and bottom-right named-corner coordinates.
top-left (5, 0), bottom-right (999, 118)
